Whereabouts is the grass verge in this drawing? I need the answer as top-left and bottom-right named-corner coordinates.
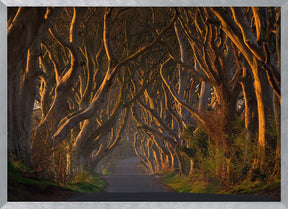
top-left (160, 171), bottom-right (280, 199)
top-left (8, 161), bottom-right (70, 200)
top-left (66, 168), bottom-right (105, 192)
top-left (160, 171), bottom-right (219, 193)
top-left (8, 161), bottom-right (105, 200)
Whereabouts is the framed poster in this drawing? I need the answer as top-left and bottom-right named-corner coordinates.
top-left (1, 0), bottom-right (288, 208)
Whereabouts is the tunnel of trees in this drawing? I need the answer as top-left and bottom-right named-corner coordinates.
top-left (8, 7), bottom-right (280, 189)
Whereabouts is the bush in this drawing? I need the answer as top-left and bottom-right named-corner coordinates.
top-left (8, 161), bottom-right (61, 194)
top-left (66, 168), bottom-right (105, 192)
top-left (161, 114), bottom-right (280, 196)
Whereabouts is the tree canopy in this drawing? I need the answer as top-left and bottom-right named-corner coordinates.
top-left (8, 7), bottom-right (280, 188)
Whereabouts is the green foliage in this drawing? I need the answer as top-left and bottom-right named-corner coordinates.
top-left (66, 168), bottom-right (105, 192)
top-left (10, 158), bottom-right (32, 172)
top-left (9, 160), bottom-right (105, 200)
top-left (101, 161), bottom-right (114, 176)
top-left (161, 113), bottom-right (280, 197)
top-left (8, 161), bottom-right (63, 196)
top-left (264, 112), bottom-right (279, 173)
top-left (161, 171), bottom-right (219, 193)
top-left (179, 146), bottom-right (196, 158)
top-left (182, 126), bottom-right (220, 178)
top-left (266, 112), bottom-right (278, 144)
top-left (183, 126), bottom-right (209, 161)
top-left (161, 171), bottom-right (193, 192)
top-left (227, 179), bottom-right (280, 195)
top-left (250, 169), bottom-right (267, 182)
top-left (230, 130), bottom-right (257, 182)
top-left (231, 114), bottom-right (245, 138)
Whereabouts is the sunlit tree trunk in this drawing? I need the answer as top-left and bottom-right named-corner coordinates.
top-left (38, 56), bottom-right (56, 119)
top-left (194, 62), bottom-right (211, 112)
top-left (18, 8), bottom-right (59, 168)
top-left (174, 21), bottom-right (190, 128)
top-left (211, 7), bottom-right (269, 170)
top-left (8, 7), bottom-right (47, 163)
top-left (31, 8), bottom-right (85, 153)
top-left (152, 148), bottom-right (161, 173)
top-left (251, 62), bottom-right (266, 170)
top-left (19, 43), bottom-right (41, 167)
top-left (240, 68), bottom-right (258, 166)
top-left (272, 12), bottom-right (281, 177)
top-left (272, 93), bottom-right (281, 177)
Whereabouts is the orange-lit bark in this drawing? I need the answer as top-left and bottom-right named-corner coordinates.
top-left (133, 133), bottom-right (154, 174)
top-left (8, 7), bottom-right (45, 160)
top-left (210, 7), bottom-right (268, 170)
top-left (31, 8), bottom-right (85, 149)
top-left (239, 68), bottom-right (258, 164)
top-left (8, 7), bottom-right (56, 166)
top-left (51, 8), bottom-right (178, 145)
top-left (174, 20), bottom-right (190, 128)
top-left (272, 11), bottom-right (281, 176)
top-left (87, 109), bottom-right (128, 168)
top-left (253, 61), bottom-right (266, 169)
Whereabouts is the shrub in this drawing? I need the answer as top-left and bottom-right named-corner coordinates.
top-left (66, 168), bottom-right (105, 192)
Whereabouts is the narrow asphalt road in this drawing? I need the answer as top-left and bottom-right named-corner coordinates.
top-left (69, 156), bottom-right (279, 201)
top-left (101, 156), bottom-right (169, 192)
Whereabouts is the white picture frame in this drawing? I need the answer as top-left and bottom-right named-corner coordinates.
top-left (1, 1), bottom-right (287, 208)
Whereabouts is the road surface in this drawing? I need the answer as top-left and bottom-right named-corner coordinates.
top-left (69, 156), bottom-right (279, 201)
top-left (101, 157), bottom-right (169, 192)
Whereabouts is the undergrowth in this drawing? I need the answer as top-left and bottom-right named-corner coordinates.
top-left (8, 161), bottom-right (66, 200)
top-left (160, 170), bottom-right (280, 196)
top-left (8, 160), bottom-right (105, 201)
top-left (159, 114), bottom-right (280, 197)
top-left (66, 168), bottom-right (105, 192)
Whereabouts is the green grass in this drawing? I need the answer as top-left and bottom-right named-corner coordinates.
top-left (226, 180), bottom-right (280, 195)
top-left (161, 171), bottom-right (219, 193)
top-left (8, 163), bottom-right (60, 192)
top-left (160, 171), bottom-right (280, 196)
top-left (8, 161), bottom-right (62, 194)
top-left (8, 160), bottom-right (106, 200)
top-left (66, 168), bottom-right (105, 192)
top-left (161, 171), bottom-right (194, 193)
